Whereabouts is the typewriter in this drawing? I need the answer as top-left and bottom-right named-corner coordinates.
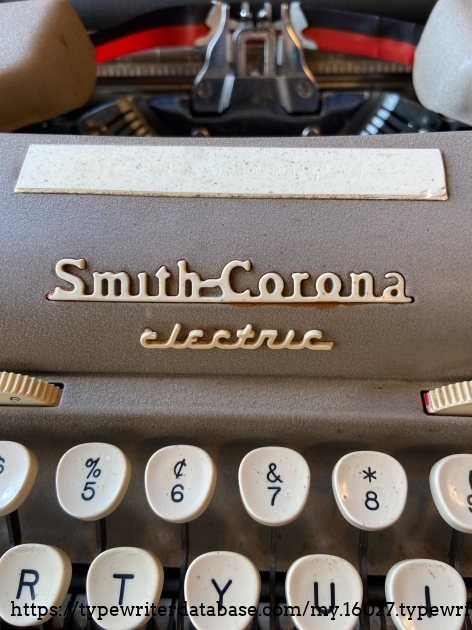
top-left (1, 0), bottom-right (472, 629)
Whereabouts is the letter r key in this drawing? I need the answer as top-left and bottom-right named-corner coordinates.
top-left (0, 543), bottom-right (72, 626)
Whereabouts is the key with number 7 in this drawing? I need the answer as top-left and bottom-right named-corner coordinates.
top-left (239, 447), bottom-right (310, 526)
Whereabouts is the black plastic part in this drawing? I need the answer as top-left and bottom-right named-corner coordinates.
top-left (177, 523), bottom-right (189, 630)
top-left (5, 511), bottom-right (21, 548)
top-left (95, 518), bottom-right (107, 557)
top-left (270, 527), bottom-right (276, 630)
top-left (358, 529), bottom-right (370, 630)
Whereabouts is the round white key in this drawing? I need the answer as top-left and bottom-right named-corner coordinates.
top-left (239, 447), bottom-right (310, 526)
top-left (286, 555), bottom-right (363, 630)
top-left (0, 543), bottom-right (72, 627)
top-left (332, 451), bottom-right (407, 531)
top-left (87, 547), bottom-right (164, 630)
top-left (430, 454), bottom-right (472, 533)
top-left (56, 443), bottom-right (131, 521)
top-left (145, 445), bottom-right (216, 523)
top-left (185, 551), bottom-right (260, 630)
top-left (385, 559), bottom-right (466, 630)
top-left (0, 442), bottom-right (38, 516)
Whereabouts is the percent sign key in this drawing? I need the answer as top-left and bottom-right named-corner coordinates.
top-left (56, 443), bottom-right (132, 521)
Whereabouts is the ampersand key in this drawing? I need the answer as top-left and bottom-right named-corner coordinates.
top-left (239, 447), bottom-right (310, 527)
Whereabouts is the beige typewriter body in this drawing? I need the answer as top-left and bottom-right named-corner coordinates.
top-left (0, 131), bottom-right (471, 577)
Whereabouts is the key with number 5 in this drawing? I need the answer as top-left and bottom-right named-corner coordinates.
top-left (56, 443), bottom-right (131, 521)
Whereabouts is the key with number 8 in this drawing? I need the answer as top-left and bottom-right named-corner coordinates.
top-left (56, 443), bottom-right (131, 521)
top-left (332, 451), bottom-right (408, 531)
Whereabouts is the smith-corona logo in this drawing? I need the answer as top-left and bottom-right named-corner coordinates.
top-left (48, 258), bottom-right (412, 304)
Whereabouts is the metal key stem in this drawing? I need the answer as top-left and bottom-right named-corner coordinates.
top-left (177, 522), bottom-right (189, 630)
top-left (358, 529), bottom-right (370, 630)
top-left (95, 517), bottom-right (107, 556)
top-left (270, 526), bottom-right (276, 630)
top-left (5, 509), bottom-right (21, 547)
top-left (448, 528), bottom-right (472, 630)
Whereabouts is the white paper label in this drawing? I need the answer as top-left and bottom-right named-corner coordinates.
top-left (15, 145), bottom-right (447, 200)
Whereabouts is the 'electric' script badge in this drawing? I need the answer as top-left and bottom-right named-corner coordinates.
top-left (48, 258), bottom-right (412, 304)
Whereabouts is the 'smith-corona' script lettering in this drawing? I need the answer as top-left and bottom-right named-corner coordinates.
top-left (48, 258), bottom-right (412, 304)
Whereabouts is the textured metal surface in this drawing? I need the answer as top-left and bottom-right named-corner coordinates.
top-left (1, 132), bottom-right (472, 379)
top-left (1, 131), bottom-right (472, 580)
top-left (95, 52), bottom-right (411, 81)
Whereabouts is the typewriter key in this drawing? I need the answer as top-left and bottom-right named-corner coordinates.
top-left (385, 558), bottom-right (467, 630)
top-left (332, 451), bottom-right (408, 531)
top-left (56, 443), bottom-right (131, 521)
top-left (145, 445), bottom-right (216, 523)
top-left (0, 441), bottom-right (38, 516)
top-left (430, 454), bottom-right (472, 533)
top-left (184, 551), bottom-right (260, 630)
top-left (0, 543), bottom-right (72, 626)
top-left (285, 554), bottom-right (363, 630)
top-left (87, 547), bottom-right (164, 630)
top-left (238, 446), bottom-right (310, 526)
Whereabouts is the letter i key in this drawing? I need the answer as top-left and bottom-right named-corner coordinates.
top-left (0, 543), bottom-right (72, 627)
top-left (385, 558), bottom-right (466, 630)
top-left (239, 447), bottom-right (310, 630)
top-left (145, 445), bottom-right (217, 630)
top-left (332, 452), bottom-right (408, 630)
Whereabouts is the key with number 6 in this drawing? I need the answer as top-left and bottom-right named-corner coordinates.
top-left (56, 443), bottom-right (131, 521)
top-left (145, 445), bottom-right (216, 523)
top-left (332, 451), bottom-right (408, 531)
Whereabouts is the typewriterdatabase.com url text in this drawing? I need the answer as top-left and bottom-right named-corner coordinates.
top-left (8, 601), bottom-right (471, 623)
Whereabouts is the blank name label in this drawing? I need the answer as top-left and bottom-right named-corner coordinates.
top-left (15, 145), bottom-right (447, 200)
